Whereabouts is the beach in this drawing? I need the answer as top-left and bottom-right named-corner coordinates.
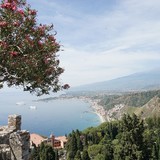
top-left (76, 96), bottom-right (106, 123)
top-left (89, 99), bottom-right (106, 123)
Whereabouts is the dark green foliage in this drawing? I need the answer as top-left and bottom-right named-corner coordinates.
top-left (39, 143), bottom-right (55, 160)
top-left (65, 114), bottom-right (160, 160)
top-left (66, 130), bottom-right (84, 159)
top-left (30, 143), bottom-right (55, 160)
top-left (74, 150), bottom-right (82, 160)
top-left (75, 130), bottom-right (83, 151)
top-left (77, 136), bottom-right (83, 151)
top-left (84, 134), bottom-right (88, 146)
top-left (146, 116), bottom-right (160, 129)
top-left (55, 149), bottom-right (59, 160)
top-left (116, 114), bottom-right (145, 160)
top-left (30, 143), bottom-right (40, 160)
top-left (82, 150), bottom-right (90, 160)
top-left (67, 134), bottom-right (77, 159)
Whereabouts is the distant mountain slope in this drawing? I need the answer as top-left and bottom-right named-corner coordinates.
top-left (96, 89), bottom-right (160, 120)
top-left (119, 94), bottom-right (160, 119)
top-left (98, 90), bottom-right (160, 110)
top-left (70, 69), bottom-right (160, 92)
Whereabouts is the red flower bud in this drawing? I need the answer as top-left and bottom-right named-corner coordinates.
top-left (62, 84), bottom-right (70, 89)
top-left (28, 9), bottom-right (37, 15)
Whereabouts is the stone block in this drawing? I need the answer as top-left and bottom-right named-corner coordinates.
top-left (0, 144), bottom-right (11, 160)
top-left (9, 130), bottom-right (30, 160)
top-left (8, 115), bottom-right (21, 131)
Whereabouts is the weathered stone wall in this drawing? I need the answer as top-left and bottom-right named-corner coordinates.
top-left (0, 115), bottom-right (30, 160)
top-left (10, 131), bottom-right (30, 160)
top-left (0, 129), bottom-right (10, 145)
top-left (0, 144), bottom-right (11, 160)
top-left (8, 114), bottom-right (21, 131)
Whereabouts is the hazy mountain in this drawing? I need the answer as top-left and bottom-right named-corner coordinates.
top-left (69, 69), bottom-right (160, 92)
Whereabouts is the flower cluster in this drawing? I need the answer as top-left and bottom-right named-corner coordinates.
top-left (0, 0), bottom-right (69, 95)
top-left (28, 9), bottom-right (36, 15)
top-left (9, 51), bottom-right (18, 56)
top-left (0, 21), bottom-right (8, 27)
top-left (1, 2), bottom-right (17, 10)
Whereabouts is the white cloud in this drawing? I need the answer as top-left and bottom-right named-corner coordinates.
top-left (27, 0), bottom-right (160, 86)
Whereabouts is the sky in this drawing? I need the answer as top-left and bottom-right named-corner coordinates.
top-left (27, 0), bottom-right (160, 87)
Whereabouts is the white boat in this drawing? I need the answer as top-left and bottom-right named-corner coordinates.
top-left (29, 106), bottom-right (37, 110)
top-left (16, 101), bottom-right (25, 105)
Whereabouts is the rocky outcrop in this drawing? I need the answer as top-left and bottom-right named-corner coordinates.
top-left (0, 115), bottom-right (30, 160)
top-left (0, 144), bottom-right (11, 160)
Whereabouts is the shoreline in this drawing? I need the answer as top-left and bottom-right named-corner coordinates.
top-left (89, 100), bottom-right (106, 123)
top-left (94, 110), bottom-right (106, 123)
top-left (76, 96), bottom-right (106, 123)
top-left (58, 95), bottom-right (107, 123)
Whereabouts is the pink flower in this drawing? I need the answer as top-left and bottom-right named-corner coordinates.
top-left (28, 9), bottom-right (37, 15)
top-left (0, 21), bottom-right (8, 27)
top-left (0, 2), bottom-right (16, 11)
top-left (12, 5), bottom-right (17, 10)
top-left (17, 9), bottom-right (24, 15)
top-left (38, 41), bottom-right (44, 48)
top-left (13, 21), bottom-right (20, 27)
top-left (1, 3), bottom-right (11, 9)
top-left (9, 51), bottom-right (18, 56)
top-left (48, 35), bottom-right (55, 42)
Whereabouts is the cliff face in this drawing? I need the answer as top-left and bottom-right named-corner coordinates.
top-left (0, 115), bottom-right (30, 160)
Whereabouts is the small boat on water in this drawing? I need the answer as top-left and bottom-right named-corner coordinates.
top-left (29, 106), bottom-right (37, 110)
top-left (16, 101), bottom-right (25, 105)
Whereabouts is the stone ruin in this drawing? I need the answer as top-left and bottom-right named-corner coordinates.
top-left (0, 115), bottom-right (30, 160)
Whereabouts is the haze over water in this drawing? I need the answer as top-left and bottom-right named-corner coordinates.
top-left (0, 89), bottom-right (100, 136)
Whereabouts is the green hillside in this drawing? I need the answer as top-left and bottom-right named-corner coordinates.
top-left (65, 114), bottom-right (160, 160)
top-left (95, 90), bottom-right (160, 119)
top-left (98, 90), bottom-right (160, 109)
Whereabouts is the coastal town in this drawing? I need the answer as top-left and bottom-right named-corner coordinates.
top-left (79, 96), bottom-right (126, 122)
top-left (30, 133), bottom-right (67, 149)
top-left (58, 95), bottom-right (126, 123)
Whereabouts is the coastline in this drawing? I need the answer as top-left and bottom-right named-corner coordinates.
top-left (89, 99), bottom-right (106, 123)
top-left (58, 95), bottom-right (107, 123)
top-left (76, 96), bottom-right (106, 123)
top-left (95, 110), bottom-right (106, 123)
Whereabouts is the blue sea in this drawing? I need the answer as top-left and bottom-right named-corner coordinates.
top-left (0, 88), bottom-right (101, 136)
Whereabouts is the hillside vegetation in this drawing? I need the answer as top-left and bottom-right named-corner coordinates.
top-left (66, 114), bottom-right (160, 160)
top-left (98, 90), bottom-right (160, 109)
top-left (93, 90), bottom-right (160, 120)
